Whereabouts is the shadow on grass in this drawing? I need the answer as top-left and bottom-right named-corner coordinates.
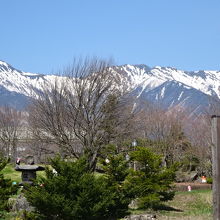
top-left (131, 204), bottom-right (183, 215)
top-left (153, 204), bottom-right (183, 212)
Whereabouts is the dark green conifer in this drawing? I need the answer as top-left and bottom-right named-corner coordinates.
top-left (126, 147), bottom-right (176, 209)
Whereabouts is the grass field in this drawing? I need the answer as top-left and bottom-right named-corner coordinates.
top-left (131, 190), bottom-right (212, 220)
top-left (158, 189), bottom-right (212, 219)
top-left (1, 164), bottom-right (21, 183)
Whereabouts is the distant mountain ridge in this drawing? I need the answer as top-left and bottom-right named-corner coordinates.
top-left (111, 64), bottom-right (220, 115)
top-left (0, 60), bottom-right (219, 114)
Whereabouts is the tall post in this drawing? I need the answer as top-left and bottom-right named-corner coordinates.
top-left (211, 115), bottom-right (220, 220)
top-left (132, 140), bottom-right (137, 171)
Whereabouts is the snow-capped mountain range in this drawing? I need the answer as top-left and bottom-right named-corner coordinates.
top-left (0, 61), bottom-right (58, 109)
top-left (0, 60), bottom-right (219, 115)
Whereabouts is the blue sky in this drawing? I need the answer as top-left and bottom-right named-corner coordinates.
top-left (1, 0), bottom-right (220, 73)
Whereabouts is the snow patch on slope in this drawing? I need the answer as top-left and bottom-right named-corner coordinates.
top-left (0, 60), bottom-right (220, 115)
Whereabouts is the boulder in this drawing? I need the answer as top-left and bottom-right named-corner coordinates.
top-left (10, 194), bottom-right (34, 212)
top-left (123, 214), bottom-right (156, 220)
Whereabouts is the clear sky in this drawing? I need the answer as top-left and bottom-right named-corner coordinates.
top-left (1, 0), bottom-right (220, 74)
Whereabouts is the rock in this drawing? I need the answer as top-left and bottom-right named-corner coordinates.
top-left (123, 214), bottom-right (156, 220)
top-left (10, 194), bottom-right (34, 212)
top-left (128, 199), bottom-right (139, 209)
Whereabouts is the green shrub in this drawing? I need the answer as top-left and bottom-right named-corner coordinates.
top-left (24, 156), bottom-right (132, 220)
top-left (206, 177), bottom-right (212, 184)
top-left (126, 147), bottom-right (177, 209)
top-left (101, 154), bottom-right (133, 217)
top-left (24, 148), bottom-right (177, 219)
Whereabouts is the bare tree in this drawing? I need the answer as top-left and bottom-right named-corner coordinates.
top-left (134, 106), bottom-right (193, 167)
top-left (28, 58), bottom-right (133, 170)
top-left (0, 106), bottom-right (23, 161)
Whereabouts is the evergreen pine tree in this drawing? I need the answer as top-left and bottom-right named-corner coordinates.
top-left (126, 147), bottom-right (176, 209)
top-left (25, 156), bottom-right (133, 220)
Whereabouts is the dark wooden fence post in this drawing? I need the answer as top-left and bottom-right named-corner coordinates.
top-left (211, 115), bottom-right (220, 220)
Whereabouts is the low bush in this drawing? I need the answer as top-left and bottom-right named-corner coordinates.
top-left (24, 156), bottom-right (133, 220)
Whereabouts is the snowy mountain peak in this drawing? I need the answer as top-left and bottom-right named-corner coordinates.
top-left (0, 61), bottom-right (59, 104)
top-left (0, 60), bottom-right (22, 73)
top-left (0, 60), bottom-right (10, 67)
top-left (0, 61), bottom-right (219, 115)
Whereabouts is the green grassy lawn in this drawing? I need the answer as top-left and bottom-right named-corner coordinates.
top-left (158, 189), bottom-right (212, 219)
top-left (131, 189), bottom-right (212, 220)
top-left (1, 164), bottom-right (21, 183)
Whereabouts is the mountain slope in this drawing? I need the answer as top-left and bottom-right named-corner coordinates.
top-left (113, 64), bottom-right (220, 98)
top-left (112, 64), bottom-right (219, 115)
top-left (0, 60), bottom-right (59, 96)
top-left (0, 60), bottom-right (219, 114)
top-left (133, 80), bottom-right (211, 115)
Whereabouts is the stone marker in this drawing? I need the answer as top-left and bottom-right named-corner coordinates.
top-left (15, 164), bottom-right (45, 185)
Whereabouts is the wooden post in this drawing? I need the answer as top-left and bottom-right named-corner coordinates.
top-left (211, 115), bottom-right (220, 220)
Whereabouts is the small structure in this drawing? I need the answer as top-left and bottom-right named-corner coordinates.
top-left (201, 176), bottom-right (207, 183)
top-left (15, 164), bottom-right (45, 185)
